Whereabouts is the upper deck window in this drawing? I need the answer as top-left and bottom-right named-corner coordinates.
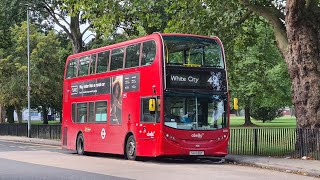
top-left (78, 56), bottom-right (91, 76)
top-left (66, 59), bottom-right (78, 79)
top-left (110, 48), bottom-right (124, 71)
top-left (163, 36), bottom-right (224, 68)
top-left (141, 40), bottom-right (156, 66)
top-left (125, 43), bottom-right (141, 68)
top-left (89, 54), bottom-right (96, 75)
top-left (97, 51), bottom-right (110, 73)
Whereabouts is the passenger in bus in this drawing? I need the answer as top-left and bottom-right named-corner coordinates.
top-left (179, 108), bottom-right (192, 123)
top-left (213, 101), bottom-right (224, 128)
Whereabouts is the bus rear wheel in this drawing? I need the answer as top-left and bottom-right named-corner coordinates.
top-left (76, 133), bottom-right (85, 155)
top-left (125, 135), bottom-right (136, 160)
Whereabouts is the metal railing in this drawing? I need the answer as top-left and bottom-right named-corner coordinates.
top-left (229, 128), bottom-right (320, 160)
top-left (0, 124), bottom-right (319, 160)
top-left (0, 124), bottom-right (61, 139)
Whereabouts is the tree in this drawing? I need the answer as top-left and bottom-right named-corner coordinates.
top-left (229, 0), bottom-right (320, 128)
top-left (0, 0), bottom-right (27, 123)
top-left (161, 0), bottom-right (319, 155)
top-left (30, 30), bottom-right (66, 124)
top-left (52, 0), bottom-right (125, 53)
top-left (13, 0), bottom-right (93, 54)
top-left (0, 21), bottom-right (66, 123)
top-left (162, 0), bottom-right (319, 129)
top-left (77, 0), bottom-right (292, 127)
top-left (229, 20), bottom-right (291, 126)
top-left (0, 22), bottom-right (35, 123)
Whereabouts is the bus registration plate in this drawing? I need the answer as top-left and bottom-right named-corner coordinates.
top-left (189, 151), bottom-right (204, 155)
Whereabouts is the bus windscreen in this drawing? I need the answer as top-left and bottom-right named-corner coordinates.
top-left (163, 36), bottom-right (224, 68)
top-left (164, 94), bottom-right (227, 130)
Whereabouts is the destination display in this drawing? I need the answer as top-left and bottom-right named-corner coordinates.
top-left (166, 68), bottom-right (227, 91)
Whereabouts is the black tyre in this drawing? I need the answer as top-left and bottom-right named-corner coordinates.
top-left (76, 133), bottom-right (85, 155)
top-left (125, 135), bottom-right (136, 160)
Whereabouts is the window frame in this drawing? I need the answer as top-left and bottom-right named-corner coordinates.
top-left (96, 50), bottom-right (110, 74)
top-left (65, 58), bottom-right (79, 79)
top-left (65, 39), bottom-right (157, 78)
top-left (71, 101), bottom-right (108, 124)
top-left (76, 102), bottom-right (88, 123)
top-left (140, 40), bottom-right (157, 67)
top-left (125, 43), bottom-right (142, 69)
top-left (95, 101), bottom-right (108, 123)
top-left (78, 56), bottom-right (91, 77)
top-left (109, 47), bottom-right (125, 71)
top-left (89, 54), bottom-right (97, 75)
top-left (140, 96), bottom-right (160, 124)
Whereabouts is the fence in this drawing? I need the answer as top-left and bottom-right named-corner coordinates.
top-left (0, 124), bottom-right (319, 160)
top-left (0, 124), bottom-right (61, 139)
top-left (229, 128), bottom-right (320, 160)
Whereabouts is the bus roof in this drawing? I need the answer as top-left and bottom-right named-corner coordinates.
top-left (66, 33), bottom-right (221, 61)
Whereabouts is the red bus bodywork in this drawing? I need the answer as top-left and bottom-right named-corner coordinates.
top-left (62, 33), bottom-right (229, 158)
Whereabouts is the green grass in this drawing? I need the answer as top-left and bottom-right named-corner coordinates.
top-left (230, 116), bottom-right (296, 128)
top-left (229, 128), bottom-right (297, 156)
top-left (229, 116), bottom-right (298, 156)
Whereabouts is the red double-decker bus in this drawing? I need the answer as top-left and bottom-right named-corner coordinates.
top-left (62, 33), bottom-right (230, 160)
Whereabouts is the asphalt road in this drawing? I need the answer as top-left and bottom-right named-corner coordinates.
top-left (0, 140), bottom-right (316, 180)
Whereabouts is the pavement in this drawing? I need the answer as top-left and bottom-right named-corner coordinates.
top-left (0, 136), bottom-right (319, 178)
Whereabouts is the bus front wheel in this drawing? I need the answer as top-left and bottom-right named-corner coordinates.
top-left (76, 133), bottom-right (85, 155)
top-left (125, 135), bottom-right (136, 160)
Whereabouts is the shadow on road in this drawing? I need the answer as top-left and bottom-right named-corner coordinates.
top-left (71, 151), bottom-right (226, 165)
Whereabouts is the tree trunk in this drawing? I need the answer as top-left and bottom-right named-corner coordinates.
top-left (15, 106), bottom-right (23, 123)
top-left (286, 0), bottom-right (320, 157)
top-left (70, 15), bottom-right (83, 53)
top-left (243, 104), bottom-right (254, 126)
top-left (42, 106), bottom-right (48, 124)
top-left (285, 0), bottom-right (320, 129)
top-left (0, 105), bottom-right (5, 123)
top-left (6, 106), bottom-right (14, 123)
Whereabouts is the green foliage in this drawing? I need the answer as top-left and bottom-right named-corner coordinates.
top-left (30, 30), bottom-right (65, 110)
top-left (0, 0), bottom-right (24, 49)
top-left (229, 20), bottom-right (291, 112)
top-left (230, 116), bottom-right (297, 128)
top-left (77, 0), bottom-right (292, 116)
top-left (62, 0), bottom-right (122, 37)
top-left (86, 33), bottom-right (134, 50)
top-left (250, 106), bottom-right (282, 122)
top-left (0, 21), bottom-right (67, 123)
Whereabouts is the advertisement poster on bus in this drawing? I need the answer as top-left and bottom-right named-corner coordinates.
top-left (71, 78), bottom-right (110, 97)
top-left (110, 75), bottom-right (123, 124)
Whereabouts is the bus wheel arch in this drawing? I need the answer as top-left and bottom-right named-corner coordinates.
top-left (124, 132), bottom-right (136, 160)
top-left (76, 132), bottom-right (85, 155)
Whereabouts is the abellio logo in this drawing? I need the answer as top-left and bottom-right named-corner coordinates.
top-left (191, 133), bottom-right (204, 138)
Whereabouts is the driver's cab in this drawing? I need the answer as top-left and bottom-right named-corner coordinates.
top-left (162, 93), bottom-right (227, 130)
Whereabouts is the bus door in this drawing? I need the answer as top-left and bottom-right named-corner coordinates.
top-left (83, 101), bottom-right (109, 152)
top-left (136, 97), bottom-right (160, 156)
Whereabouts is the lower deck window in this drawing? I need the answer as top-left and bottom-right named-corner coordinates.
top-left (72, 101), bottom-right (108, 123)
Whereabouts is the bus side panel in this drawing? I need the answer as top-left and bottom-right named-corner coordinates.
top-left (104, 91), bottom-right (140, 154)
top-left (62, 80), bottom-right (78, 151)
top-left (134, 36), bottom-right (163, 157)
